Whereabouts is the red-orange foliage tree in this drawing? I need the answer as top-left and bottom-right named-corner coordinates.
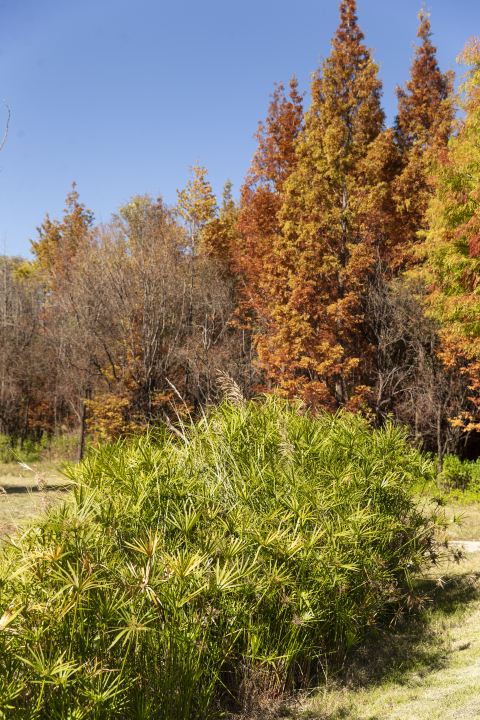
top-left (239, 81), bottom-right (303, 353)
top-left (393, 10), bottom-right (455, 260)
top-left (214, 79), bottom-right (304, 377)
top-left (247, 0), bottom-right (393, 407)
top-left (203, 79), bottom-right (304, 393)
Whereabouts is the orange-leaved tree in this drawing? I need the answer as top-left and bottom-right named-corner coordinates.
top-left (233, 79), bottom-right (304, 377)
top-left (393, 9), bottom-right (455, 263)
top-left (203, 81), bottom-right (303, 393)
top-left (257, 0), bottom-right (394, 407)
top-left (203, 178), bottom-right (241, 272)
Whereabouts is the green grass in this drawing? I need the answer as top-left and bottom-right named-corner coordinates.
top-left (413, 454), bottom-right (480, 507)
top-left (0, 432), bottom-right (79, 467)
top-left (0, 460), bottom-right (72, 538)
top-left (0, 399), bottom-right (449, 719)
top-left (0, 490), bottom-right (45, 538)
top-left (297, 552), bottom-right (480, 719)
top-left (442, 502), bottom-right (480, 542)
top-left (0, 447), bottom-right (75, 538)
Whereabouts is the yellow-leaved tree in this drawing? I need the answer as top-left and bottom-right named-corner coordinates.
top-left (424, 37), bottom-right (480, 434)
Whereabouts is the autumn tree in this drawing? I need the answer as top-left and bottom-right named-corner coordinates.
top-left (48, 187), bottom-right (253, 442)
top-left (252, 0), bottom-right (393, 407)
top-left (202, 180), bottom-right (259, 393)
top-left (176, 161), bottom-right (217, 251)
top-left (74, 195), bottom-right (187, 440)
top-left (11, 173), bottom-right (256, 448)
top-left (176, 161), bottom-right (216, 321)
top-left (203, 179), bottom-right (239, 270)
top-left (363, 272), bottom-right (475, 467)
top-left (28, 184), bottom-right (96, 458)
top-left (45, 194), bottom-right (187, 444)
top-left (31, 183), bottom-right (94, 288)
top-left (426, 37), bottom-right (480, 321)
top-left (224, 79), bottom-right (304, 390)
top-left (0, 258), bottom-right (43, 441)
top-left (392, 9), bottom-right (455, 260)
top-left (424, 37), bottom-right (480, 436)
top-left (177, 164), bottom-right (257, 404)
top-left (237, 77), bottom-right (304, 251)
top-left (0, 253), bottom-right (82, 451)
top-left (203, 80), bottom-right (303, 395)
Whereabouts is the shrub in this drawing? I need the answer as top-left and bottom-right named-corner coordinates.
top-left (0, 432), bottom-right (80, 467)
top-left (0, 435), bottom-right (15, 464)
top-left (440, 454), bottom-right (480, 493)
top-left (0, 399), bottom-right (447, 718)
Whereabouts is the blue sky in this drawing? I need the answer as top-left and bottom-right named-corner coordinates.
top-left (0, 0), bottom-right (477, 257)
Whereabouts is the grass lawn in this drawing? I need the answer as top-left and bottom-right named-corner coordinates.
top-left (444, 502), bottom-right (480, 542)
top-left (0, 460), bottom-right (70, 537)
top-left (291, 545), bottom-right (480, 719)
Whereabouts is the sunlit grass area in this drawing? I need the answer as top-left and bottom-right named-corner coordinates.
top-left (0, 489), bottom-right (44, 538)
top-left (297, 552), bottom-right (480, 720)
top-left (0, 461), bottom-right (71, 538)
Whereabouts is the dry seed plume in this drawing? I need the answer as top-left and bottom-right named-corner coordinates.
top-left (279, 427), bottom-right (295, 458)
top-left (216, 370), bottom-right (245, 405)
top-left (18, 461), bottom-right (51, 511)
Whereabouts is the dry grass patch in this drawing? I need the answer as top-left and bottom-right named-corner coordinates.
top-left (0, 459), bottom-right (67, 488)
top-left (443, 503), bottom-right (480, 542)
top-left (0, 489), bottom-right (44, 537)
top-left (0, 461), bottom-right (71, 537)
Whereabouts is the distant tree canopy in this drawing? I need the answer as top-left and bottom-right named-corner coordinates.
top-left (2, 0), bottom-right (480, 466)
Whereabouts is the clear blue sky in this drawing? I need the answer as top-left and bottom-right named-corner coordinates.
top-left (0, 0), bottom-right (477, 258)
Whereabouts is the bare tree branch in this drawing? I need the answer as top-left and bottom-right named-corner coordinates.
top-left (0, 101), bottom-right (10, 153)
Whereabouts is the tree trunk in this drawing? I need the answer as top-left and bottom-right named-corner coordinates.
top-left (77, 391), bottom-right (88, 463)
top-left (437, 409), bottom-right (443, 473)
top-left (20, 396), bottom-right (30, 450)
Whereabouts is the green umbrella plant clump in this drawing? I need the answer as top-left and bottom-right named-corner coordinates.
top-left (0, 398), bottom-right (447, 718)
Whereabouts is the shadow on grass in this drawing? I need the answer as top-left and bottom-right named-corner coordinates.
top-left (259, 561), bottom-right (480, 720)
top-left (0, 484), bottom-right (69, 494)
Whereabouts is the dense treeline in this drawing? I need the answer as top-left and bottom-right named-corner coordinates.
top-left (1, 0), bottom-right (480, 465)
top-left (1, 183), bottom-right (256, 459)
